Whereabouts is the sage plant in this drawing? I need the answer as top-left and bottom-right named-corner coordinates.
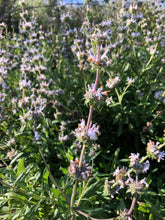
top-left (0, 0), bottom-right (165, 220)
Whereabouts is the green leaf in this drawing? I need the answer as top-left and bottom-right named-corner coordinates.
top-left (10, 152), bottom-right (24, 165)
top-left (138, 204), bottom-right (150, 213)
top-left (81, 180), bottom-right (102, 199)
top-left (43, 168), bottom-right (49, 184)
top-left (17, 158), bottom-right (24, 176)
top-left (118, 198), bottom-right (126, 210)
top-left (123, 63), bottom-right (130, 72)
top-left (117, 122), bottom-right (122, 136)
top-left (60, 167), bottom-right (67, 175)
top-left (120, 159), bottom-right (129, 162)
top-left (51, 188), bottom-right (60, 198)
top-left (24, 202), bottom-right (40, 220)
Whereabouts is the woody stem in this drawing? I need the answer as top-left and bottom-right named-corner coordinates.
top-left (79, 44), bottom-right (100, 169)
top-left (126, 172), bottom-right (138, 217)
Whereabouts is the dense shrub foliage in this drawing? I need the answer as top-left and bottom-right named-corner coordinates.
top-left (0, 0), bottom-right (165, 219)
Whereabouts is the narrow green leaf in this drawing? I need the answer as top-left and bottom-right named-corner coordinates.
top-left (51, 188), bottom-right (60, 198)
top-left (24, 202), bottom-right (40, 220)
top-left (43, 168), bottom-right (49, 184)
top-left (81, 180), bottom-right (102, 199)
top-left (123, 63), bottom-right (129, 72)
top-left (17, 158), bottom-right (24, 176)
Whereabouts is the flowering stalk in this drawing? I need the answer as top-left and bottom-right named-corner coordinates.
top-left (79, 45), bottom-right (100, 169)
top-left (70, 45), bottom-right (100, 216)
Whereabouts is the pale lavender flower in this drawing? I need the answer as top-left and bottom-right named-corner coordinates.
top-left (34, 131), bottom-right (41, 141)
top-left (19, 79), bottom-right (31, 89)
top-left (129, 153), bottom-right (150, 173)
top-left (157, 151), bottom-right (165, 162)
top-left (7, 148), bottom-right (17, 160)
top-left (113, 167), bottom-right (120, 177)
top-left (100, 20), bottom-right (112, 27)
top-left (147, 140), bottom-right (165, 162)
top-left (87, 122), bottom-right (100, 141)
top-left (131, 32), bottom-right (141, 38)
top-left (0, 93), bottom-right (7, 102)
top-left (6, 138), bottom-right (15, 146)
top-left (106, 96), bottom-right (113, 105)
top-left (58, 135), bottom-right (69, 141)
top-left (73, 119), bottom-right (100, 141)
top-left (129, 153), bottom-right (140, 165)
top-left (126, 175), bottom-right (134, 185)
top-left (106, 76), bottom-right (120, 88)
top-left (73, 119), bottom-right (86, 139)
top-left (154, 90), bottom-right (164, 100)
top-left (127, 77), bottom-right (135, 84)
top-left (101, 48), bottom-right (109, 60)
top-left (139, 178), bottom-right (149, 188)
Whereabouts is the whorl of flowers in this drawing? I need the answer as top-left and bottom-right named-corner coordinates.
top-left (72, 119), bottom-right (100, 141)
top-left (147, 140), bottom-right (165, 162)
top-left (106, 76), bottom-right (120, 89)
top-left (68, 158), bottom-right (91, 181)
top-left (87, 49), bottom-right (111, 66)
top-left (126, 176), bottom-right (149, 195)
top-left (113, 166), bottom-right (128, 184)
top-left (129, 153), bottom-right (150, 173)
top-left (84, 83), bottom-right (103, 105)
top-left (154, 90), bottom-right (165, 105)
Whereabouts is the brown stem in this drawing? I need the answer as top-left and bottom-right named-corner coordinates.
top-left (126, 194), bottom-right (137, 217)
top-left (86, 105), bottom-right (94, 130)
top-left (126, 173), bottom-right (139, 217)
top-left (79, 45), bottom-right (101, 169)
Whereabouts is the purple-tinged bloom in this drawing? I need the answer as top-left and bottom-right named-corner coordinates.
top-left (147, 140), bottom-right (165, 162)
top-left (129, 153), bottom-right (150, 173)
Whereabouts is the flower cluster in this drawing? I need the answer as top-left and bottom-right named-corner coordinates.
top-left (58, 121), bottom-right (69, 142)
top-left (7, 148), bottom-right (18, 160)
top-left (87, 48), bottom-right (111, 66)
top-left (126, 176), bottom-right (149, 195)
top-left (146, 140), bottom-right (165, 162)
top-left (113, 166), bottom-right (128, 187)
top-left (129, 153), bottom-right (150, 173)
top-left (106, 76), bottom-right (120, 89)
top-left (68, 158), bottom-right (91, 181)
top-left (84, 83), bottom-right (103, 105)
top-left (72, 119), bottom-right (100, 142)
top-left (154, 90), bottom-right (165, 105)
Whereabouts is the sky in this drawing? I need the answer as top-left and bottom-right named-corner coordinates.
top-left (62, 0), bottom-right (102, 3)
